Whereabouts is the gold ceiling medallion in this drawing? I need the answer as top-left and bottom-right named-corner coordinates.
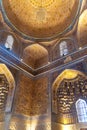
top-left (36, 8), bottom-right (46, 21)
top-left (30, 0), bottom-right (54, 8)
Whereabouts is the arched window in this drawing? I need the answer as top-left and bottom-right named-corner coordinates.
top-left (76, 99), bottom-right (87, 122)
top-left (5, 35), bottom-right (14, 50)
top-left (59, 41), bottom-right (68, 56)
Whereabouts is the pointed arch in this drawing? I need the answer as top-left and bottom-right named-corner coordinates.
top-left (76, 99), bottom-right (87, 122)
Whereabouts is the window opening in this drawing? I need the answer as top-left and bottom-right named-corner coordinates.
top-left (76, 99), bottom-right (87, 122)
top-left (60, 41), bottom-right (68, 56)
top-left (5, 35), bottom-right (14, 50)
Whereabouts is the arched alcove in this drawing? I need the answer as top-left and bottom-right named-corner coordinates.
top-left (0, 30), bottom-right (21, 58)
top-left (52, 38), bottom-right (77, 61)
top-left (52, 69), bottom-right (87, 124)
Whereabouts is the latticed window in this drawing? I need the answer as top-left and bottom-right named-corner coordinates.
top-left (59, 41), bottom-right (68, 56)
top-left (76, 99), bottom-right (87, 122)
top-left (5, 35), bottom-right (14, 50)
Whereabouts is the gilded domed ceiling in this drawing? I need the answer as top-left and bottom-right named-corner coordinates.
top-left (1, 0), bottom-right (80, 41)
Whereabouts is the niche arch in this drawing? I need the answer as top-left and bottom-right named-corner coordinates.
top-left (52, 69), bottom-right (87, 124)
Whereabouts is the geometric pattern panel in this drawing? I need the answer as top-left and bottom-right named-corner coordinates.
top-left (14, 74), bottom-right (49, 116)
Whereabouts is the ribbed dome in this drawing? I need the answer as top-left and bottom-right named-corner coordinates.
top-left (2, 0), bottom-right (80, 40)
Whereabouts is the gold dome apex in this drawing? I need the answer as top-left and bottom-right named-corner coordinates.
top-left (2, 0), bottom-right (80, 41)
